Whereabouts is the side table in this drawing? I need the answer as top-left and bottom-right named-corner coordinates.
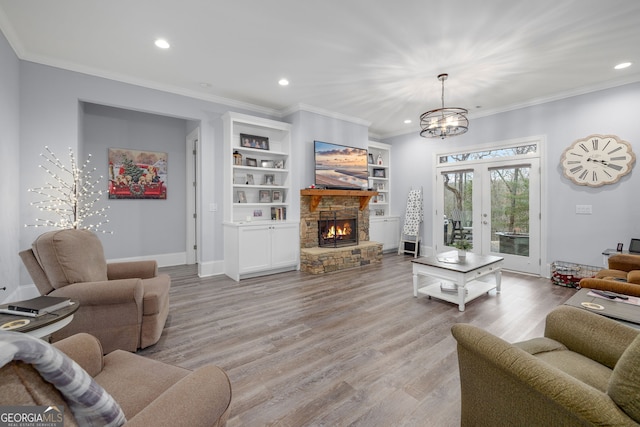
top-left (0, 300), bottom-right (79, 339)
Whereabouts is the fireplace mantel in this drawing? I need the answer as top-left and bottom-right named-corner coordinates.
top-left (300, 189), bottom-right (378, 212)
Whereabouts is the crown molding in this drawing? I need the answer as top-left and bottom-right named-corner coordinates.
top-left (281, 103), bottom-right (371, 128)
top-left (12, 51), bottom-right (282, 118)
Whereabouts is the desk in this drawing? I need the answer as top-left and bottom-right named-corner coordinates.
top-left (0, 300), bottom-right (79, 339)
top-left (412, 252), bottom-right (504, 311)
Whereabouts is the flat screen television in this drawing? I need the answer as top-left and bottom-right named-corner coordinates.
top-left (314, 140), bottom-right (369, 190)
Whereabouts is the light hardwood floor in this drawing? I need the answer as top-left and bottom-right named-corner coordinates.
top-left (139, 253), bottom-right (576, 426)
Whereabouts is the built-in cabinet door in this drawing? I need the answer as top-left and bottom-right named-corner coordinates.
top-left (370, 216), bottom-right (400, 251)
top-left (271, 223), bottom-right (300, 269)
top-left (238, 226), bottom-right (271, 274)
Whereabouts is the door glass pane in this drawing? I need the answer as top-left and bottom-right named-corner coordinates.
top-left (489, 166), bottom-right (530, 256)
top-left (442, 170), bottom-right (473, 247)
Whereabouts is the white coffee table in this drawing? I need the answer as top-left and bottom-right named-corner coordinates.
top-left (412, 252), bottom-right (504, 311)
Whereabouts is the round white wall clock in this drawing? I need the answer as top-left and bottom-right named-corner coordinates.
top-left (560, 134), bottom-right (635, 187)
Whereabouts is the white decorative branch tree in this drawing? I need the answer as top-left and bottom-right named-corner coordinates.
top-left (26, 146), bottom-right (111, 233)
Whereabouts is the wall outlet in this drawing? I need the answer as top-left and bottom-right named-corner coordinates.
top-left (575, 204), bottom-right (592, 215)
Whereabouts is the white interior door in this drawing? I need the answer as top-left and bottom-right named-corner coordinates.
top-left (435, 157), bottom-right (540, 274)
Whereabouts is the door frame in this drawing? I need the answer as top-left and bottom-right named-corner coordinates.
top-left (432, 135), bottom-right (547, 276)
top-left (185, 127), bottom-right (199, 265)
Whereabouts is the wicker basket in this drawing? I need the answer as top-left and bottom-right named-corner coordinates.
top-left (551, 261), bottom-right (600, 288)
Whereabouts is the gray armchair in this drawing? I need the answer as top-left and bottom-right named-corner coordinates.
top-left (20, 229), bottom-right (170, 353)
top-left (452, 305), bottom-right (640, 426)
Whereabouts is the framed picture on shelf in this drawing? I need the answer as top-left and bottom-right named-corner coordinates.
top-left (264, 174), bottom-right (275, 185)
top-left (377, 193), bottom-right (385, 203)
top-left (373, 168), bottom-right (386, 178)
top-left (272, 190), bottom-right (282, 202)
top-left (253, 209), bottom-right (263, 217)
top-left (240, 133), bottom-right (269, 150)
top-left (274, 159), bottom-right (285, 169)
top-left (245, 174), bottom-right (254, 185)
top-left (368, 153), bottom-right (374, 164)
top-left (237, 190), bottom-right (247, 203)
top-left (375, 209), bottom-right (385, 216)
top-left (259, 189), bottom-right (272, 203)
top-left (246, 157), bottom-right (257, 167)
top-left (376, 182), bottom-right (385, 191)
top-left (261, 160), bottom-right (275, 168)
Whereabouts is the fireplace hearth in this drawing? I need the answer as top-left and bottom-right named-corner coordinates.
top-left (318, 209), bottom-right (358, 248)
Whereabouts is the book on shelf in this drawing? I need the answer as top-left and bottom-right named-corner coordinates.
top-left (440, 282), bottom-right (467, 295)
top-left (271, 207), bottom-right (287, 220)
top-left (0, 296), bottom-right (72, 317)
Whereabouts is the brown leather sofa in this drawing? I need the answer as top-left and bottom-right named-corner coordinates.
top-left (0, 333), bottom-right (232, 426)
top-left (452, 305), bottom-right (640, 426)
top-left (19, 229), bottom-right (170, 353)
top-left (580, 253), bottom-right (640, 297)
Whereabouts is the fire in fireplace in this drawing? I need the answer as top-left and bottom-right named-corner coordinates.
top-left (318, 209), bottom-right (359, 248)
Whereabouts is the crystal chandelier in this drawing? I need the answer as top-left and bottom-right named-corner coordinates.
top-left (420, 73), bottom-right (469, 139)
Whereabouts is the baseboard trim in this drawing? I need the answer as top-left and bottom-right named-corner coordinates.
top-left (198, 260), bottom-right (225, 277)
top-left (107, 252), bottom-right (187, 268)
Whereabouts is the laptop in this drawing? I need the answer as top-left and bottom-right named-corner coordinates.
top-left (629, 238), bottom-right (640, 253)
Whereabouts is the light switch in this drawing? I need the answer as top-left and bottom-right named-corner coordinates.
top-left (209, 203), bottom-right (218, 212)
top-left (575, 205), bottom-right (592, 215)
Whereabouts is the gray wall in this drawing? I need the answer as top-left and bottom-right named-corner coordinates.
top-left (16, 59), bottom-right (257, 284)
top-left (82, 103), bottom-right (188, 258)
top-left (385, 82), bottom-right (640, 268)
top-left (285, 109), bottom-right (370, 221)
top-left (0, 28), bottom-right (20, 299)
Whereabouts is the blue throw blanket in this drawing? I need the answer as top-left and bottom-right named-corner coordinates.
top-left (0, 331), bottom-right (126, 426)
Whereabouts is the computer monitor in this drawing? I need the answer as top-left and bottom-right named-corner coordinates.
top-left (629, 238), bottom-right (640, 253)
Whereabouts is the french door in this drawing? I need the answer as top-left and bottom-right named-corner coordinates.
top-left (435, 156), bottom-right (541, 274)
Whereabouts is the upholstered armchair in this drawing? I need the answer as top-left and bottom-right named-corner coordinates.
top-left (452, 305), bottom-right (640, 426)
top-left (0, 332), bottom-right (232, 427)
top-left (19, 229), bottom-right (170, 353)
top-left (580, 253), bottom-right (640, 297)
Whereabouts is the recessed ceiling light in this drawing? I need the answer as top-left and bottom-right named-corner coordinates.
top-left (614, 62), bottom-right (632, 70)
top-left (278, 78), bottom-right (289, 86)
top-left (404, 119), bottom-right (412, 124)
top-left (199, 82), bottom-right (212, 88)
top-left (155, 39), bottom-right (170, 49)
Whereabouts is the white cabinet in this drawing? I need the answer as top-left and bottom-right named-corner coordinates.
top-left (224, 222), bottom-right (299, 281)
top-left (370, 216), bottom-right (400, 252)
top-left (368, 141), bottom-right (391, 217)
top-left (223, 112), bottom-right (299, 281)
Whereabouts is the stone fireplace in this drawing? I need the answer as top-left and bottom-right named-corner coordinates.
top-left (300, 189), bottom-right (383, 274)
top-left (318, 208), bottom-right (358, 248)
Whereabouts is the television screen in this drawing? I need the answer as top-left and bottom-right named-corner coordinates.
top-left (314, 141), bottom-right (369, 189)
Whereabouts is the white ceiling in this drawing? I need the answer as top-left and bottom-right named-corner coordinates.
top-left (1, 0), bottom-right (639, 137)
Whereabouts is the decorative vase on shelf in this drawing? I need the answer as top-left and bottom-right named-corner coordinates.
top-left (233, 150), bottom-right (243, 165)
top-left (377, 154), bottom-right (383, 165)
top-left (457, 250), bottom-right (466, 262)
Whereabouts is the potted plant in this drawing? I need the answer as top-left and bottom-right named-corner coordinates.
top-left (452, 239), bottom-right (472, 261)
